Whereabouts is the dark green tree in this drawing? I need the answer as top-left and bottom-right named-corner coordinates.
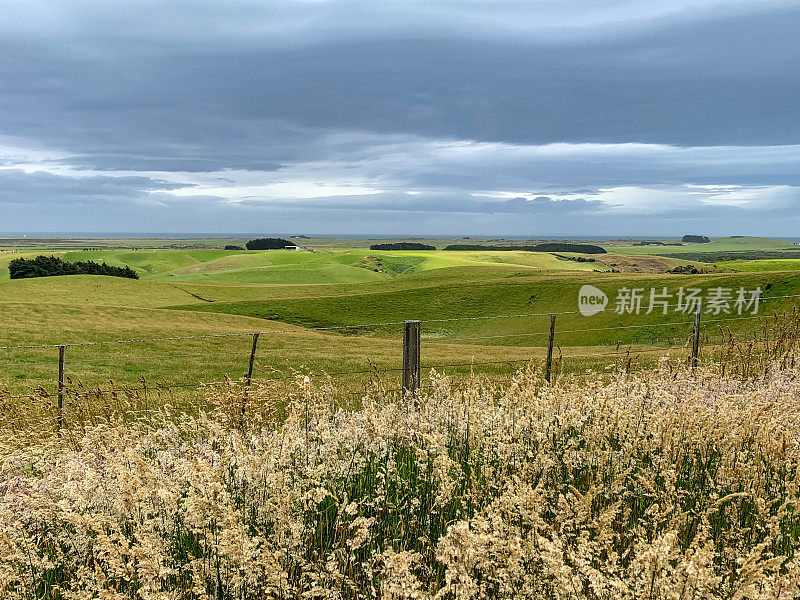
top-left (245, 238), bottom-right (293, 250)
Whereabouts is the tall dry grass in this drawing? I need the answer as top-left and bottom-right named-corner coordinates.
top-left (2, 354), bottom-right (800, 599)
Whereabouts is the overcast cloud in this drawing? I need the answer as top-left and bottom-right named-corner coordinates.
top-left (1, 0), bottom-right (798, 235)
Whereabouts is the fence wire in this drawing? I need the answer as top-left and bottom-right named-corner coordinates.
top-left (1, 290), bottom-right (798, 351)
top-left (2, 293), bottom-right (798, 413)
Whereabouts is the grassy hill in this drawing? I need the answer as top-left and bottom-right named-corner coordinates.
top-left (2, 248), bottom-right (609, 282)
top-left (724, 258), bottom-right (800, 271)
top-left (1, 238), bottom-right (799, 397)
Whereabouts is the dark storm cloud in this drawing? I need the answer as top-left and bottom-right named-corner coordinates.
top-left (0, 1), bottom-right (798, 233)
top-left (2, 2), bottom-right (799, 162)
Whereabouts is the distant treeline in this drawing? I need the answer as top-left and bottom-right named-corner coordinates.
top-left (369, 243), bottom-right (436, 251)
top-left (682, 235), bottom-right (711, 244)
top-left (224, 245), bottom-right (244, 250)
top-left (245, 238), bottom-right (292, 250)
top-left (632, 241), bottom-right (684, 247)
top-left (444, 243), bottom-right (607, 254)
top-left (9, 256), bottom-right (139, 280)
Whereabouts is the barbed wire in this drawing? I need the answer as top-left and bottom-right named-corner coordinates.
top-left (562, 346), bottom-right (688, 359)
top-left (6, 336), bottom-right (795, 402)
top-left (439, 319), bottom-right (699, 343)
top-left (28, 345), bottom-right (327, 364)
top-left (703, 314), bottom-right (776, 325)
top-left (0, 292), bottom-right (797, 352)
top-left (0, 321), bottom-right (406, 350)
top-left (0, 359), bottom-right (61, 367)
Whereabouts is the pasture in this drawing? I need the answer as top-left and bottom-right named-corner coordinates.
top-left (606, 235), bottom-right (800, 255)
top-left (2, 236), bottom-right (800, 408)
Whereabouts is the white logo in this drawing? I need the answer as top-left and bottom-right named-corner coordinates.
top-left (578, 285), bottom-right (608, 316)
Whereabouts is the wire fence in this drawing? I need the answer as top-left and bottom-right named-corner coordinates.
top-left (2, 292), bottom-right (799, 429)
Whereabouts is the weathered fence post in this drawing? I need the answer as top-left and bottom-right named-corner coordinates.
top-left (57, 345), bottom-right (66, 432)
top-left (402, 320), bottom-right (421, 396)
top-left (244, 332), bottom-right (260, 399)
top-left (691, 301), bottom-right (702, 372)
top-left (545, 314), bottom-right (557, 383)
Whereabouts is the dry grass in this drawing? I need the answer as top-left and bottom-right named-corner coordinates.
top-left (2, 350), bottom-right (800, 599)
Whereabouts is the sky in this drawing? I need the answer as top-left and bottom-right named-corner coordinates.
top-left (1, 0), bottom-right (799, 236)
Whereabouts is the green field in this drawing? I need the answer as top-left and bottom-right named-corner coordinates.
top-left (719, 258), bottom-right (800, 271)
top-left (2, 236), bottom-right (799, 409)
top-left (607, 236), bottom-right (800, 255)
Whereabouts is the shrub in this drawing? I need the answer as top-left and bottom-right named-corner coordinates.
top-left (245, 237), bottom-right (293, 250)
top-left (369, 242), bottom-right (436, 250)
top-left (224, 244), bottom-right (244, 250)
top-left (666, 264), bottom-right (701, 274)
top-left (8, 255), bottom-right (138, 280)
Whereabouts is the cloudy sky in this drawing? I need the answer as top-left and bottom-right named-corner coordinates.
top-left (1, 0), bottom-right (799, 236)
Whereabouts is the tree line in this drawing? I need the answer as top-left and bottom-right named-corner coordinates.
top-left (245, 238), bottom-right (293, 250)
top-left (369, 243), bottom-right (436, 251)
top-left (9, 256), bottom-right (139, 280)
top-left (443, 243), bottom-right (607, 254)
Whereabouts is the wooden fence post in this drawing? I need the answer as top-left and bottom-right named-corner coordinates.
top-left (545, 314), bottom-right (557, 383)
top-left (57, 345), bottom-right (66, 432)
top-left (691, 301), bottom-right (702, 372)
top-left (402, 320), bottom-right (421, 396)
top-left (244, 332), bottom-right (260, 398)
